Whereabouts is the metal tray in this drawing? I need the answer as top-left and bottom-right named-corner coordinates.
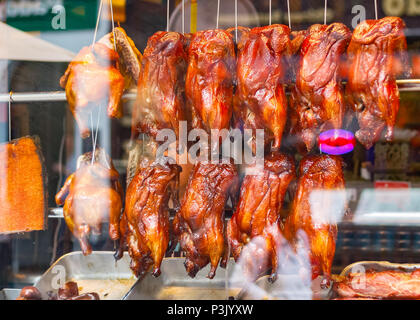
top-left (123, 258), bottom-right (243, 300)
top-left (339, 260), bottom-right (420, 277)
top-left (34, 251), bottom-right (137, 300)
top-left (237, 275), bottom-right (331, 300)
top-left (0, 289), bottom-right (21, 300)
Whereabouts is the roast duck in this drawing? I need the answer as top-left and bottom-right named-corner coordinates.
top-left (131, 31), bottom-right (188, 145)
top-left (284, 155), bottom-right (346, 285)
top-left (60, 27), bottom-right (141, 138)
top-left (173, 160), bottom-right (239, 279)
top-left (234, 24), bottom-right (292, 153)
top-left (55, 148), bottom-right (123, 256)
top-left (186, 29), bottom-right (236, 149)
top-left (115, 157), bottom-right (181, 278)
top-left (227, 152), bottom-right (295, 281)
top-left (290, 23), bottom-right (351, 153)
top-left (346, 16), bottom-right (409, 149)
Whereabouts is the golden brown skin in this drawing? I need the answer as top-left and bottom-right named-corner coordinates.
top-left (284, 155), bottom-right (345, 284)
top-left (186, 29), bottom-right (236, 145)
top-left (234, 25), bottom-right (292, 152)
top-left (116, 158), bottom-right (181, 278)
top-left (60, 43), bottom-right (125, 138)
top-left (346, 17), bottom-right (409, 149)
top-left (290, 23), bottom-right (351, 153)
top-left (55, 150), bottom-right (123, 256)
top-left (131, 31), bottom-right (188, 142)
top-left (173, 160), bottom-right (239, 279)
top-left (227, 153), bottom-right (295, 281)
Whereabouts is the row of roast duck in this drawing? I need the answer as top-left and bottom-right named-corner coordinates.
top-left (56, 16), bottom-right (410, 287)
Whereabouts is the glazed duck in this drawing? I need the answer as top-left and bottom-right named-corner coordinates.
top-left (290, 23), bottom-right (351, 153)
top-left (115, 157), bottom-right (181, 278)
top-left (131, 31), bottom-right (188, 143)
top-left (55, 149), bottom-right (123, 255)
top-left (61, 28), bottom-right (141, 138)
top-left (346, 17), bottom-right (409, 149)
top-left (234, 24), bottom-right (292, 153)
top-left (284, 155), bottom-right (346, 285)
top-left (227, 152), bottom-right (295, 281)
top-left (173, 160), bottom-right (238, 279)
top-left (186, 29), bottom-right (236, 147)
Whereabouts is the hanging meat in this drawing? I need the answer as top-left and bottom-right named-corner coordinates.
top-left (234, 24), bottom-right (292, 153)
top-left (131, 31), bottom-right (188, 143)
top-left (346, 16), bottom-right (409, 149)
top-left (115, 157), bottom-right (181, 278)
top-left (284, 155), bottom-right (346, 285)
top-left (173, 160), bottom-right (239, 279)
top-left (227, 152), bottom-right (295, 281)
top-left (186, 29), bottom-right (236, 147)
top-left (0, 136), bottom-right (47, 234)
top-left (55, 149), bottom-right (123, 256)
top-left (61, 28), bottom-right (141, 138)
top-left (290, 23), bottom-right (351, 153)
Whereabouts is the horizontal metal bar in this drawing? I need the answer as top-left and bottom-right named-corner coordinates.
top-left (0, 89), bottom-right (137, 103)
top-left (0, 80), bottom-right (420, 103)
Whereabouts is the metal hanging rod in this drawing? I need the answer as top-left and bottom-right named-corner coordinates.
top-left (0, 89), bottom-right (137, 103)
top-left (1, 80), bottom-right (420, 103)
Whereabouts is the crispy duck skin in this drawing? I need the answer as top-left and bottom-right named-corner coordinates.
top-left (234, 24), bottom-right (292, 152)
top-left (173, 161), bottom-right (239, 279)
top-left (131, 31), bottom-right (188, 142)
top-left (55, 150), bottom-right (123, 256)
top-left (227, 153), bottom-right (295, 281)
top-left (290, 23), bottom-right (351, 152)
top-left (284, 155), bottom-right (345, 283)
top-left (60, 43), bottom-right (125, 138)
top-left (346, 17), bottom-right (409, 149)
top-left (116, 158), bottom-right (180, 278)
top-left (334, 269), bottom-right (420, 299)
top-left (186, 29), bottom-right (236, 143)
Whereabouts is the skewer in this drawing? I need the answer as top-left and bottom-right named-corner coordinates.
top-left (324, 0), bottom-right (327, 25)
top-left (216, 0), bottom-right (220, 29)
top-left (287, 0), bottom-right (291, 29)
top-left (269, 0), bottom-right (272, 26)
top-left (374, 0), bottom-right (378, 20)
top-left (166, 0), bottom-right (170, 32)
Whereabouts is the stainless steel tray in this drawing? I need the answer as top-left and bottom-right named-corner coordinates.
top-left (123, 258), bottom-right (243, 300)
top-left (34, 251), bottom-right (137, 300)
top-left (0, 289), bottom-right (21, 300)
top-left (339, 261), bottom-right (420, 277)
top-left (237, 275), bottom-right (331, 300)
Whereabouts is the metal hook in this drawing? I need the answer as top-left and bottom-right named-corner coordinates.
top-left (216, 0), bottom-right (220, 29)
top-left (374, 0), bottom-right (378, 20)
top-left (8, 91), bottom-right (13, 142)
top-left (324, 0), bottom-right (327, 25)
